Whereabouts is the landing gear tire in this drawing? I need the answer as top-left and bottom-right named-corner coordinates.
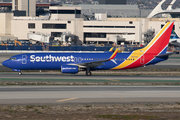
top-left (86, 71), bottom-right (91, 76)
top-left (18, 72), bottom-right (22, 75)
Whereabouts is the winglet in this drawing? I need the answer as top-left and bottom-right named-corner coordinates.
top-left (109, 48), bottom-right (119, 60)
top-left (109, 47), bottom-right (114, 52)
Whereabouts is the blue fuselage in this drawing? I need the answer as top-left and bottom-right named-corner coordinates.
top-left (2, 52), bottom-right (168, 71)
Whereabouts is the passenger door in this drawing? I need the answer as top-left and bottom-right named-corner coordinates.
top-left (22, 55), bottom-right (27, 64)
top-left (140, 55), bottom-right (145, 64)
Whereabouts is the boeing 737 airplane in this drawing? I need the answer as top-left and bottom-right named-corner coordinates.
top-left (2, 22), bottom-right (174, 76)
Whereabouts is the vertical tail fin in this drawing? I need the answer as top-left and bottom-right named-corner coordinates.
top-left (112, 22), bottom-right (174, 70)
top-left (142, 22), bottom-right (174, 55)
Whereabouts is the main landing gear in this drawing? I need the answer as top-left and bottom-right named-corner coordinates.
top-left (86, 70), bottom-right (91, 76)
top-left (18, 72), bottom-right (22, 75)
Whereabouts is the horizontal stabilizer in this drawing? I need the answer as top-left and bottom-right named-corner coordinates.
top-left (156, 52), bottom-right (174, 58)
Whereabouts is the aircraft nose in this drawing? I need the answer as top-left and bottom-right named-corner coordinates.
top-left (2, 60), bottom-right (10, 67)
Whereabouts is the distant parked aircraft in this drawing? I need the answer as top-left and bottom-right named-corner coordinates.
top-left (2, 22), bottom-right (174, 76)
top-left (169, 30), bottom-right (180, 46)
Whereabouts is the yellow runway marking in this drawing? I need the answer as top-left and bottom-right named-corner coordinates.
top-left (56, 98), bottom-right (78, 102)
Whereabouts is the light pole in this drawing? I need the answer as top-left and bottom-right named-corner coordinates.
top-left (107, 37), bottom-right (110, 45)
top-left (137, 2), bottom-right (144, 18)
top-left (137, 2), bottom-right (143, 45)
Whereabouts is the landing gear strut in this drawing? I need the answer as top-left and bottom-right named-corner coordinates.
top-left (86, 71), bottom-right (91, 76)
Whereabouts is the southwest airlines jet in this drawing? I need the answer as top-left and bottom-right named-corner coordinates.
top-left (2, 22), bottom-right (174, 76)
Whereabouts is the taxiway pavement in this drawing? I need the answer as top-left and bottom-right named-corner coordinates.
top-left (0, 72), bottom-right (180, 82)
top-left (1, 73), bottom-right (180, 81)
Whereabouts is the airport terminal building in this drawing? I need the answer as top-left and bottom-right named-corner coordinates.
top-left (0, 0), bottom-right (180, 46)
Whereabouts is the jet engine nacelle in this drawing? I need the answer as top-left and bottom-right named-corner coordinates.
top-left (61, 65), bottom-right (79, 74)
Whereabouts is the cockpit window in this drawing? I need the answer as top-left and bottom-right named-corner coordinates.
top-left (9, 58), bottom-right (16, 60)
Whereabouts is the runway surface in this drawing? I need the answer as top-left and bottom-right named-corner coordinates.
top-left (1, 73), bottom-right (180, 81)
top-left (0, 86), bottom-right (180, 104)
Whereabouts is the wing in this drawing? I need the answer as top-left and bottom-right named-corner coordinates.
top-left (68, 48), bottom-right (119, 69)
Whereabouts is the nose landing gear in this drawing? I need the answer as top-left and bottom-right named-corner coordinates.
top-left (12, 69), bottom-right (22, 75)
